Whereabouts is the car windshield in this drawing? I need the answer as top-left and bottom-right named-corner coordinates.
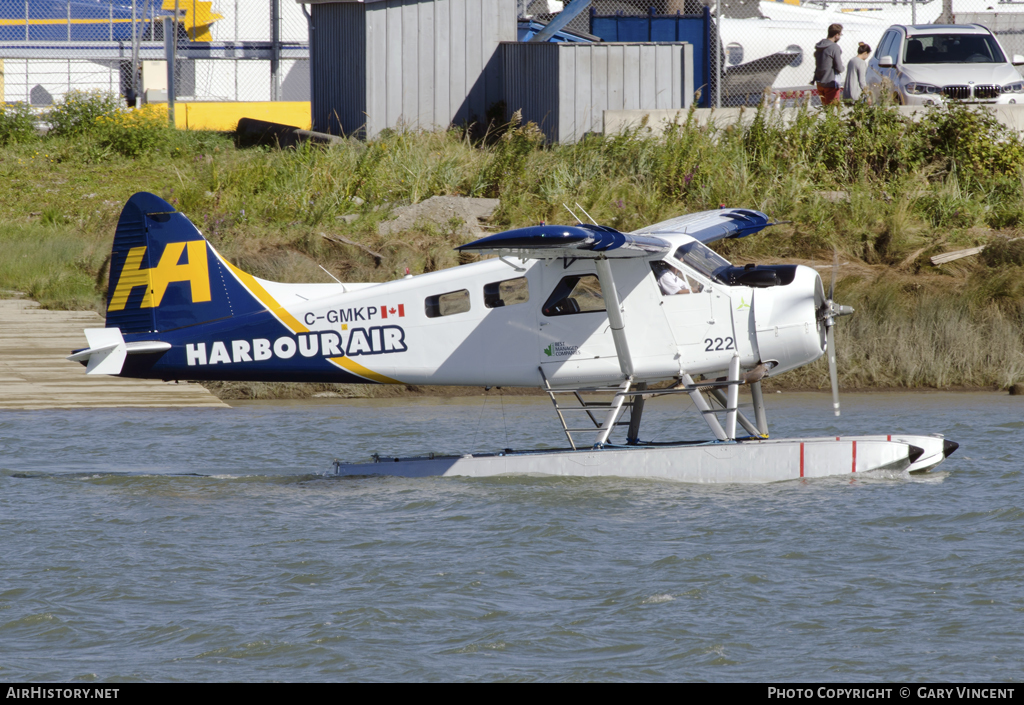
top-left (903, 34), bottom-right (1006, 64)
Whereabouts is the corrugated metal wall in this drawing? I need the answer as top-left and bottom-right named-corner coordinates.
top-left (504, 42), bottom-right (694, 144)
top-left (503, 42), bottom-right (558, 138)
top-left (311, 0), bottom-right (515, 138)
top-left (311, 2), bottom-right (366, 136)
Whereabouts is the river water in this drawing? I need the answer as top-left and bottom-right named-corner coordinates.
top-left (0, 392), bottom-right (1021, 682)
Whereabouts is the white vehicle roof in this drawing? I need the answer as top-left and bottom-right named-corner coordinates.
top-left (891, 23), bottom-right (993, 35)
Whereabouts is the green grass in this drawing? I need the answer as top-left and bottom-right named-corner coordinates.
top-left (1, 95), bottom-right (1023, 389)
top-left (0, 223), bottom-right (109, 312)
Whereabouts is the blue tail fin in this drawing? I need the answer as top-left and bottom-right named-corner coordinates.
top-left (106, 192), bottom-right (263, 334)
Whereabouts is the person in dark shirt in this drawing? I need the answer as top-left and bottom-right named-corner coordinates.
top-left (814, 24), bottom-right (844, 105)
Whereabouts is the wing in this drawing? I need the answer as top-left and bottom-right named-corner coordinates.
top-left (630, 208), bottom-right (771, 244)
top-left (457, 224), bottom-right (671, 259)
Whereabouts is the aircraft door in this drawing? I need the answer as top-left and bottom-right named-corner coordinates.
top-left (537, 263), bottom-right (619, 383)
top-left (660, 281), bottom-right (715, 367)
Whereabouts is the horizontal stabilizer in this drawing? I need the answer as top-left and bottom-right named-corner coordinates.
top-left (457, 224), bottom-right (671, 259)
top-left (70, 328), bottom-right (127, 375)
top-left (68, 329), bottom-right (171, 375)
top-left (631, 208), bottom-right (771, 244)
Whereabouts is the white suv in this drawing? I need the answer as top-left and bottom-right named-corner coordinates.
top-left (867, 24), bottom-right (1024, 105)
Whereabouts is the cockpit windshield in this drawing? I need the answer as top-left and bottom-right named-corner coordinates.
top-left (674, 241), bottom-right (731, 282)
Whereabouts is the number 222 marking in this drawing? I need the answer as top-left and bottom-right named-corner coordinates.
top-left (704, 337), bottom-right (734, 352)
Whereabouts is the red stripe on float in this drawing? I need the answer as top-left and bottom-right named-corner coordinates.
top-left (800, 442), bottom-right (804, 478)
top-left (852, 440), bottom-right (857, 473)
top-left (887, 434), bottom-right (891, 441)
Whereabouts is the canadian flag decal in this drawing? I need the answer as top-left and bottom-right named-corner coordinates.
top-left (381, 303), bottom-right (405, 319)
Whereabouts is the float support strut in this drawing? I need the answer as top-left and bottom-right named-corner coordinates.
top-left (594, 378), bottom-right (632, 447)
top-left (681, 373), bottom-right (728, 441)
top-left (725, 355), bottom-right (740, 440)
top-left (626, 381), bottom-right (647, 445)
top-left (750, 380), bottom-right (769, 437)
top-left (709, 387), bottom-right (761, 438)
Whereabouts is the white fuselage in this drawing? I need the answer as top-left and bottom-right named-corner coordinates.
top-left (244, 235), bottom-right (827, 388)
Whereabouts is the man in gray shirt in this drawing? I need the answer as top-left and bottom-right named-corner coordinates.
top-left (814, 24), bottom-right (844, 105)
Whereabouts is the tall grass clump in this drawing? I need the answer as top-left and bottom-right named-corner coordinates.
top-left (0, 102), bottom-right (37, 145)
top-left (480, 110), bottom-right (545, 198)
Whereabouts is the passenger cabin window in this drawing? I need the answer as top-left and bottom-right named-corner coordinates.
top-left (484, 277), bottom-right (529, 308)
top-left (425, 289), bottom-right (470, 318)
top-left (542, 275), bottom-right (605, 316)
top-left (674, 242), bottom-right (731, 283)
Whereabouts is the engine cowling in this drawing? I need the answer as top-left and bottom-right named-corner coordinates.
top-left (751, 265), bottom-right (826, 374)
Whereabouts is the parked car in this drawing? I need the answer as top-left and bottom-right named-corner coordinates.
top-left (867, 24), bottom-right (1024, 105)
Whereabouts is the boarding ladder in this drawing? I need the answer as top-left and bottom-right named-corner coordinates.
top-left (540, 369), bottom-right (636, 450)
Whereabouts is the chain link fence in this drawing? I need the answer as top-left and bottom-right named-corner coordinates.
top-left (4, 1), bottom-right (1019, 112)
top-left (0, 1), bottom-right (309, 106)
top-left (521, 0), bottom-right (1024, 107)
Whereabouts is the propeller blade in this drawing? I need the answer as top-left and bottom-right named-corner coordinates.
top-left (827, 324), bottom-right (840, 417)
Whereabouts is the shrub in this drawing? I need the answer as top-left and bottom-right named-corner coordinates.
top-left (0, 102), bottom-right (37, 145)
top-left (46, 90), bottom-right (121, 138)
top-left (843, 101), bottom-right (921, 178)
top-left (913, 103), bottom-right (1024, 178)
top-left (93, 105), bottom-right (171, 157)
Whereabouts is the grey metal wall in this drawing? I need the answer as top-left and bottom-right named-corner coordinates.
top-left (310, 0), bottom-right (515, 138)
top-left (310, 2), bottom-right (366, 136)
top-left (504, 42), bottom-right (695, 144)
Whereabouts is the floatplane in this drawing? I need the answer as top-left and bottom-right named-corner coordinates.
top-left (70, 192), bottom-right (957, 482)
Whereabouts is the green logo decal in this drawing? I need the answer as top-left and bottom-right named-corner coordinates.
top-left (543, 344), bottom-right (553, 357)
top-left (736, 296), bottom-right (750, 311)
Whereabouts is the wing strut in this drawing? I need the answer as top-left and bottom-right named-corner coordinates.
top-left (594, 257), bottom-right (634, 378)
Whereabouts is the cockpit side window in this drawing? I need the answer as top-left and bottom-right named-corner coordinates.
top-left (542, 274), bottom-right (605, 316)
top-left (651, 260), bottom-right (704, 295)
top-left (674, 241), bottom-right (731, 282)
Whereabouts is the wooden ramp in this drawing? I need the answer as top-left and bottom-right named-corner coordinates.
top-left (0, 298), bottom-right (229, 410)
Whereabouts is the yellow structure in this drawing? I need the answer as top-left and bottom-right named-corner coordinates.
top-left (162, 1), bottom-right (223, 42)
top-left (147, 101), bottom-right (312, 131)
